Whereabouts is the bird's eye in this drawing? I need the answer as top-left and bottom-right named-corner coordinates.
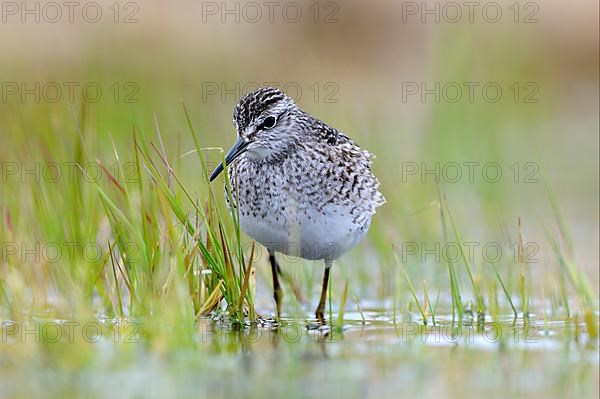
top-left (261, 116), bottom-right (277, 129)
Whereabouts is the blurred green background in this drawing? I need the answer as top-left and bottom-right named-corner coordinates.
top-left (1, 0), bottom-right (597, 291)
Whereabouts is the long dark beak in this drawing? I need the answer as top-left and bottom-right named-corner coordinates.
top-left (209, 137), bottom-right (249, 182)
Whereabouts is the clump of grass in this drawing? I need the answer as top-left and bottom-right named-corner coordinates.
top-left (395, 252), bottom-right (427, 324)
top-left (435, 184), bottom-right (464, 323)
top-left (441, 192), bottom-right (485, 317)
top-left (490, 262), bottom-right (518, 324)
top-left (542, 172), bottom-right (597, 338)
top-left (91, 105), bottom-right (256, 325)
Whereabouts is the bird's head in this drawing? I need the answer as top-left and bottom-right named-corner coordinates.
top-left (210, 87), bottom-right (301, 182)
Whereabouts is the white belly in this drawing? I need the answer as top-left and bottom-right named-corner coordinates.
top-left (239, 204), bottom-right (371, 261)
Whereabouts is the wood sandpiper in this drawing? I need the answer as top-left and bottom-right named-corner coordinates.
top-left (210, 87), bottom-right (385, 323)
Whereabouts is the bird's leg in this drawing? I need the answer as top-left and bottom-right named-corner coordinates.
top-left (268, 250), bottom-right (283, 320)
top-left (315, 260), bottom-right (332, 324)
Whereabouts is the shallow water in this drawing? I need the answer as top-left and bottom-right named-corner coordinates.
top-left (1, 308), bottom-right (598, 399)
